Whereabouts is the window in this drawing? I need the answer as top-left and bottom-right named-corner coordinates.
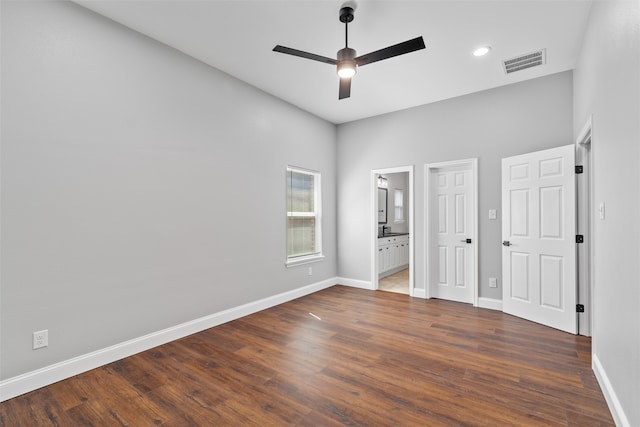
top-left (394, 189), bottom-right (405, 223)
top-left (286, 166), bottom-right (323, 266)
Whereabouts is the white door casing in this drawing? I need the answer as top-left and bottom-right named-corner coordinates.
top-left (576, 116), bottom-right (593, 337)
top-left (426, 160), bottom-right (477, 304)
top-left (502, 145), bottom-right (577, 334)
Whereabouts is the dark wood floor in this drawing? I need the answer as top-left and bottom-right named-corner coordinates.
top-left (0, 285), bottom-right (613, 426)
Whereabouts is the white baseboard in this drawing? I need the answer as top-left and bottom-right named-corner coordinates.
top-left (593, 354), bottom-right (630, 427)
top-left (412, 287), bottom-right (427, 299)
top-left (0, 277), bottom-right (337, 403)
top-left (478, 297), bottom-right (503, 311)
top-left (336, 277), bottom-right (374, 290)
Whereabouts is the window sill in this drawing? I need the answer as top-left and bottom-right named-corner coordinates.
top-left (286, 254), bottom-right (325, 268)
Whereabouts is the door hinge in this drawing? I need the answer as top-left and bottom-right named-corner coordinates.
top-left (576, 235), bottom-right (584, 243)
top-left (576, 304), bottom-right (585, 313)
top-left (575, 165), bottom-right (584, 174)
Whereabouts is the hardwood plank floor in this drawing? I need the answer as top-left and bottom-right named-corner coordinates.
top-left (0, 286), bottom-right (614, 426)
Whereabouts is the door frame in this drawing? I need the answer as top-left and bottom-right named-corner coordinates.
top-left (371, 165), bottom-right (414, 295)
top-left (576, 115), bottom-right (593, 336)
top-left (424, 158), bottom-right (479, 305)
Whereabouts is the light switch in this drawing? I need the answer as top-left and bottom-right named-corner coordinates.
top-left (599, 202), bottom-right (605, 220)
top-left (488, 209), bottom-right (497, 220)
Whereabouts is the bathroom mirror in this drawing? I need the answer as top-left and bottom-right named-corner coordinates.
top-left (378, 188), bottom-right (388, 224)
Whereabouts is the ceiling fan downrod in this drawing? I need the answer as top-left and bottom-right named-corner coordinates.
top-left (337, 7), bottom-right (357, 79)
top-left (340, 6), bottom-right (354, 48)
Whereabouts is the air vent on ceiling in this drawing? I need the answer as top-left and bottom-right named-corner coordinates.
top-left (502, 49), bottom-right (546, 74)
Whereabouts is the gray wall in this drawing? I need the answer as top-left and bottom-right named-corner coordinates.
top-left (0, 1), bottom-right (336, 380)
top-left (337, 71), bottom-right (574, 299)
top-left (573, 1), bottom-right (640, 425)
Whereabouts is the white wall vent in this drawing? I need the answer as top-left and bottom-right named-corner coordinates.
top-left (502, 49), bottom-right (546, 74)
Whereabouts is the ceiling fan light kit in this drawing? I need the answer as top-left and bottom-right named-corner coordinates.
top-left (337, 47), bottom-right (357, 78)
top-left (273, 6), bottom-right (426, 100)
top-left (337, 61), bottom-right (357, 78)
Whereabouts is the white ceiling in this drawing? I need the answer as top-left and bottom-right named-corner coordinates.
top-left (75, 0), bottom-right (592, 124)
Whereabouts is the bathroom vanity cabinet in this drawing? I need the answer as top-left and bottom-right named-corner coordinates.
top-left (378, 234), bottom-right (409, 276)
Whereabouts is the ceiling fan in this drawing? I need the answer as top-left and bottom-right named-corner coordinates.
top-left (273, 6), bottom-right (426, 100)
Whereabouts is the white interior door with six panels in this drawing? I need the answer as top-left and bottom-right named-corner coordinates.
top-left (502, 145), bottom-right (577, 334)
top-left (431, 166), bottom-right (475, 304)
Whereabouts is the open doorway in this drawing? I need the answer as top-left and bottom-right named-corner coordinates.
top-left (372, 166), bottom-right (414, 295)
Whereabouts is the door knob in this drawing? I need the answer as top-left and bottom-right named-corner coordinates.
top-left (502, 241), bottom-right (511, 246)
top-left (460, 238), bottom-right (472, 243)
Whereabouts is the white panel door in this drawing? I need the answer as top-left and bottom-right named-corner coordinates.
top-left (502, 145), bottom-right (577, 333)
top-left (430, 168), bottom-right (475, 303)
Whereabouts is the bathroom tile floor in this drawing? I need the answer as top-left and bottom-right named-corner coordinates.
top-left (378, 268), bottom-right (409, 295)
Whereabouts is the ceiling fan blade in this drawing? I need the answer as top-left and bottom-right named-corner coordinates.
top-left (273, 45), bottom-right (337, 65)
top-left (355, 36), bottom-right (426, 67)
top-left (339, 77), bottom-right (352, 100)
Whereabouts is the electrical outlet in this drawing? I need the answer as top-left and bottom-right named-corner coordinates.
top-left (33, 329), bottom-right (48, 349)
top-left (489, 278), bottom-right (498, 288)
top-left (308, 267), bottom-right (313, 276)
top-left (488, 209), bottom-right (497, 220)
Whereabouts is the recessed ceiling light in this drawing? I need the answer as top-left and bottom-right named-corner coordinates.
top-left (473, 46), bottom-right (492, 57)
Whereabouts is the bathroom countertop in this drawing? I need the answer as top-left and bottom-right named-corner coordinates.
top-left (378, 232), bottom-right (410, 238)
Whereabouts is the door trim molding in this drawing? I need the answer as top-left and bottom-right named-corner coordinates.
top-left (371, 166), bottom-right (414, 296)
top-left (576, 114), bottom-right (593, 337)
top-left (577, 114), bottom-right (592, 147)
top-left (424, 158), bottom-right (479, 306)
